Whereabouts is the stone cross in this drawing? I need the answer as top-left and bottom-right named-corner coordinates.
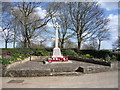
top-left (52, 22), bottom-right (63, 58)
top-left (54, 22), bottom-right (60, 48)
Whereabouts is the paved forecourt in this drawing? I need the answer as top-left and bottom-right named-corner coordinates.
top-left (2, 70), bottom-right (118, 88)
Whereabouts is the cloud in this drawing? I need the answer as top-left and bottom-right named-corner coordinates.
top-left (107, 14), bottom-right (118, 29)
top-left (100, 14), bottom-right (118, 49)
top-left (107, 14), bottom-right (118, 31)
top-left (34, 7), bottom-right (47, 19)
top-left (98, 2), bottom-right (118, 11)
top-left (107, 14), bottom-right (118, 44)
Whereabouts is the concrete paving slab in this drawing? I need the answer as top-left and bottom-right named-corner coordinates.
top-left (2, 70), bottom-right (118, 88)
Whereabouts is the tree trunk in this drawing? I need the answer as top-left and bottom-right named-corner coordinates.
top-left (98, 40), bottom-right (101, 50)
top-left (61, 39), bottom-right (64, 49)
top-left (13, 29), bottom-right (16, 48)
top-left (13, 35), bottom-right (16, 48)
top-left (24, 38), bottom-right (27, 48)
top-left (78, 40), bottom-right (82, 50)
top-left (27, 37), bottom-right (31, 48)
top-left (13, 40), bottom-right (15, 48)
top-left (77, 34), bottom-right (82, 50)
top-left (5, 40), bottom-right (8, 48)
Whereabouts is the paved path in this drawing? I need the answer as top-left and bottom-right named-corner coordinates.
top-left (1, 70), bottom-right (118, 88)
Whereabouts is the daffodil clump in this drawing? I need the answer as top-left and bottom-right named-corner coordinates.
top-left (16, 57), bottom-right (22, 60)
top-left (0, 56), bottom-right (2, 59)
top-left (85, 54), bottom-right (90, 57)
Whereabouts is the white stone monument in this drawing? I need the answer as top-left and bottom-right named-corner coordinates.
top-left (44, 21), bottom-right (72, 64)
top-left (52, 22), bottom-right (63, 58)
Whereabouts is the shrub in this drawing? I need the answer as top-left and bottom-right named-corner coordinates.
top-left (2, 57), bottom-right (14, 65)
top-left (110, 55), bottom-right (117, 61)
top-left (0, 56), bottom-right (2, 64)
top-left (2, 48), bottom-right (32, 64)
top-left (33, 49), bottom-right (50, 56)
top-left (77, 49), bottom-right (112, 59)
top-left (100, 58), bottom-right (104, 61)
top-left (112, 53), bottom-right (120, 61)
top-left (105, 54), bottom-right (111, 61)
top-left (62, 50), bottom-right (78, 56)
top-left (2, 48), bottom-right (32, 56)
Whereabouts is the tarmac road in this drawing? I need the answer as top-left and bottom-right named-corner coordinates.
top-left (1, 70), bottom-right (118, 88)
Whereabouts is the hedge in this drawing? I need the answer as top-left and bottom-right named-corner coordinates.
top-left (1, 48), bottom-right (119, 61)
top-left (75, 49), bottom-right (119, 61)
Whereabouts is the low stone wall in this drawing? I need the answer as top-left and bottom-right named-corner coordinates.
top-left (50, 66), bottom-right (77, 72)
top-left (68, 56), bottom-right (111, 66)
top-left (2, 56), bottom-right (118, 77)
top-left (69, 56), bottom-right (119, 70)
top-left (110, 61), bottom-right (119, 70)
top-left (5, 69), bottom-right (51, 77)
top-left (6, 57), bottom-right (30, 69)
top-left (6, 56), bottom-right (50, 69)
top-left (31, 56), bottom-right (50, 61)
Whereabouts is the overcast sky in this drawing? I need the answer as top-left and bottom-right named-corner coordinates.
top-left (0, 1), bottom-right (119, 49)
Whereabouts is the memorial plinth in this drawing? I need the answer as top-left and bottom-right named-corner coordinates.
top-left (52, 48), bottom-right (63, 58)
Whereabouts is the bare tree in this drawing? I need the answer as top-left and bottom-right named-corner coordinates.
top-left (50, 2), bottom-right (76, 49)
top-left (1, 29), bottom-right (14, 48)
top-left (57, 3), bottom-right (76, 49)
top-left (64, 39), bottom-right (77, 49)
top-left (67, 2), bottom-right (109, 50)
top-left (2, 2), bottom-right (110, 49)
top-left (2, 2), bottom-right (14, 48)
top-left (4, 2), bottom-right (57, 48)
top-left (96, 29), bottom-right (110, 50)
top-left (82, 38), bottom-right (99, 50)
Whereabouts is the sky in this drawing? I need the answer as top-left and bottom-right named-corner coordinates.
top-left (0, 1), bottom-right (119, 49)
top-left (98, 2), bottom-right (118, 49)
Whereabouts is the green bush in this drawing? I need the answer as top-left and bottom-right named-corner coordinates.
top-left (100, 58), bottom-right (104, 61)
top-left (2, 48), bottom-right (20, 56)
top-left (62, 50), bottom-right (78, 56)
top-left (105, 54), bottom-right (111, 61)
top-left (2, 48), bottom-right (32, 55)
top-left (12, 53), bottom-right (30, 58)
top-left (2, 48), bottom-right (32, 65)
top-left (77, 49), bottom-right (112, 59)
top-left (0, 57), bottom-right (2, 64)
top-left (33, 49), bottom-right (50, 56)
top-left (110, 55), bottom-right (117, 61)
top-left (2, 57), bottom-right (14, 65)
